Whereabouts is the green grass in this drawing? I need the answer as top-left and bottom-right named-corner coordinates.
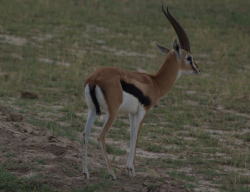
top-left (220, 173), bottom-right (250, 192)
top-left (0, 166), bottom-right (55, 192)
top-left (0, 0), bottom-right (250, 191)
top-left (74, 181), bottom-right (112, 192)
top-left (106, 144), bottom-right (127, 156)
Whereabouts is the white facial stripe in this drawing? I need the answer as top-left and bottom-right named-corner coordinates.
top-left (191, 62), bottom-right (199, 73)
top-left (186, 55), bottom-right (199, 73)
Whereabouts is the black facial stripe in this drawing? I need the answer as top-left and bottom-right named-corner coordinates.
top-left (120, 80), bottom-right (151, 107)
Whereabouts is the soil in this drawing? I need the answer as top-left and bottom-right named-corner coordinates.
top-left (0, 105), bottom-right (191, 192)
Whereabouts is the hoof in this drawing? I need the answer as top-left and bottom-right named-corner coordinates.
top-left (111, 175), bottom-right (117, 180)
top-left (110, 171), bottom-right (117, 180)
top-left (83, 171), bottom-right (90, 179)
top-left (127, 167), bottom-right (136, 177)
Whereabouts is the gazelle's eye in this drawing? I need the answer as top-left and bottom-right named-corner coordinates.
top-left (187, 56), bottom-right (192, 64)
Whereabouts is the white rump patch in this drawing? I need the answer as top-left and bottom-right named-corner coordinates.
top-left (84, 84), bottom-right (108, 112)
top-left (84, 84), bottom-right (95, 110)
top-left (95, 86), bottom-right (108, 112)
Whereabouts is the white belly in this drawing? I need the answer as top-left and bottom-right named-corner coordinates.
top-left (119, 91), bottom-right (139, 114)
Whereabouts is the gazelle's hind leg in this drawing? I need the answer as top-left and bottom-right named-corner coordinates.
top-left (98, 111), bottom-right (118, 179)
top-left (95, 81), bottom-right (122, 179)
top-left (82, 109), bottom-right (96, 179)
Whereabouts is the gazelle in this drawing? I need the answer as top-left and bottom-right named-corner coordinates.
top-left (82, 5), bottom-right (200, 179)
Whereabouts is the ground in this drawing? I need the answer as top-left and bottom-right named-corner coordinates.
top-left (0, 105), bottom-right (189, 192)
top-left (0, 0), bottom-right (250, 192)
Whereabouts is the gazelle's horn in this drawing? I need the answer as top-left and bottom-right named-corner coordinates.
top-left (162, 5), bottom-right (191, 52)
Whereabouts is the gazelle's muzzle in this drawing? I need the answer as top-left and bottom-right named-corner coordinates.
top-left (192, 62), bottom-right (200, 74)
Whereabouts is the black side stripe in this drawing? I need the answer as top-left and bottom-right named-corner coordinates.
top-left (120, 80), bottom-right (151, 107)
top-left (89, 85), bottom-right (101, 115)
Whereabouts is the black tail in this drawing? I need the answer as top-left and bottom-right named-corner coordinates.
top-left (89, 84), bottom-right (101, 115)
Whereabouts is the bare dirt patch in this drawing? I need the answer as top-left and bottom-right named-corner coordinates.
top-left (38, 58), bottom-right (71, 67)
top-left (0, 105), bottom-right (190, 192)
top-left (216, 105), bottom-right (250, 119)
top-left (32, 34), bottom-right (53, 42)
top-left (0, 34), bottom-right (27, 46)
top-left (100, 45), bottom-right (156, 58)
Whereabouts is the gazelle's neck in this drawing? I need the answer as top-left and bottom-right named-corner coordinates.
top-left (153, 51), bottom-right (180, 97)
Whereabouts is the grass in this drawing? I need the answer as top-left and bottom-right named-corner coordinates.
top-left (74, 180), bottom-right (112, 192)
top-left (106, 144), bottom-right (127, 156)
top-left (220, 173), bottom-right (250, 192)
top-left (0, 0), bottom-right (250, 191)
top-left (0, 166), bottom-right (55, 192)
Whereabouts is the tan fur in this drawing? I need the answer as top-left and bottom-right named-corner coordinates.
top-left (85, 50), bottom-right (183, 111)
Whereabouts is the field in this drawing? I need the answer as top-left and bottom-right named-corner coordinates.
top-left (0, 0), bottom-right (250, 191)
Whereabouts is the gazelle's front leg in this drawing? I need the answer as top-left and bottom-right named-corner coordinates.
top-left (126, 106), bottom-right (145, 177)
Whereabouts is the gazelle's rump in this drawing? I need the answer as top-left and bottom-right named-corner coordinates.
top-left (85, 83), bottom-right (143, 115)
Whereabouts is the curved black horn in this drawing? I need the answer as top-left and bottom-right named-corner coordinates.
top-left (162, 5), bottom-right (191, 52)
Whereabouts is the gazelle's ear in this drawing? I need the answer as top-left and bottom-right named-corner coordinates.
top-left (156, 43), bottom-right (170, 54)
top-left (173, 39), bottom-right (180, 56)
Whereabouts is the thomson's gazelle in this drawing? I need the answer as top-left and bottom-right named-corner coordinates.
top-left (82, 5), bottom-right (200, 179)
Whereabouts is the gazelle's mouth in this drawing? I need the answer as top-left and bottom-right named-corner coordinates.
top-left (191, 62), bottom-right (200, 74)
top-left (194, 68), bottom-right (200, 74)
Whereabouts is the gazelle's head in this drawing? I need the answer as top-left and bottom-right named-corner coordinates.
top-left (157, 5), bottom-right (200, 75)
